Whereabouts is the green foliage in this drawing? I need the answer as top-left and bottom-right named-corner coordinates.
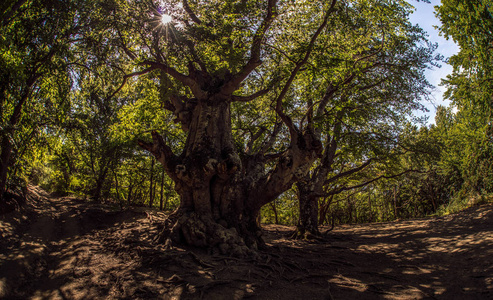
top-left (2, 0), bottom-right (489, 228)
top-left (0, 0), bottom-right (81, 199)
top-left (437, 0), bottom-right (493, 114)
top-left (261, 190), bottom-right (299, 225)
top-left (432, 0), bottom-right (493, 206)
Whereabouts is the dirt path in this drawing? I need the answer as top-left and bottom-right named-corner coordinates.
top-left (1, 186), bottom-right (492, 299)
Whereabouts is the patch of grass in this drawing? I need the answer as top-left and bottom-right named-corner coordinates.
top-left (435, 192), bottom-right (493, 217)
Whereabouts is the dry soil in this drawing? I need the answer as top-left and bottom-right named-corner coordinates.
top-left (0, 186), bottom-right (492, 299)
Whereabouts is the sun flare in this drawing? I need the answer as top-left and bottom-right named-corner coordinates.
top-left (161, 14), bottom-right (172, 24)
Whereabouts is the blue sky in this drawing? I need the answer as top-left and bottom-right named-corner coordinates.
top-left (408, 0), bottom-right (460, 123)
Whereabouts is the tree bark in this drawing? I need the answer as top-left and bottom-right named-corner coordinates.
top-left (270, 202), bottom-right (279, 225)
top-left (140, 93), bottom-right (321, 256)
top-left (0, 75), bottom-right (38, 201)
top-left (393, 185), bottom-right (398, 219)
top-left (294, 181), bottom-right (321, 239)
top-left (132, 0), bottom-right (338, 255)
top-left (159, 168), bottom-right (165, 211)
top-left (149, 158), bottom-right (155, 208)
top-left (152, 98), bottom-right (263, 255)
top-left (0, 137), bottom-right (13, 197)
top-left (292, 126), bottom-right (339, 239)
top-left (127, 182), bottom-right (134, 206)
top-left (92, 167), bottom-right (108, 202)
top-left (319, 195), bottom-right (334, 225)
top-left (368, 192), bottom-right (373, 223)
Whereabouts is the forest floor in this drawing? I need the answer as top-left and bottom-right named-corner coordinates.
top-left (0, 186), bottom-right (492, 300)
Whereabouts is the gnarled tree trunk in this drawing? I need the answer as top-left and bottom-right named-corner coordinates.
top-left (140, 91), bottom-right (321, 256)
top-left (131, 0), bottom-right (337, 255)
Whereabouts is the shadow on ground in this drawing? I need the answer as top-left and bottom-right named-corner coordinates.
top-left (1, 186), bottom-right (492, 299)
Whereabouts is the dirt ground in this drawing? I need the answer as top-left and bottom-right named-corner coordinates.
top-left (0, 186), bottom-right (492, 299)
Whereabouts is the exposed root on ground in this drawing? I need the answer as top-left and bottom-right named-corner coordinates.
top-left (157, 211), bottom-right (260, 258)
top-left (1, 187), bottom-right (492, 299)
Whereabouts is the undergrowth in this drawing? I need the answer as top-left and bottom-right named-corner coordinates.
top-left (434, 192), bottom-right (493, 217)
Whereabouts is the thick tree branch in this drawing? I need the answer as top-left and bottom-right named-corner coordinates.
top-left (138, 131), bottom-right (179, 179)
top-left (184, 39), bottom-right (208, 73)
top-left (9, 73), bottom-right (39, 127)
top-left (259, 121), bottom-right (282, 154)
top-left (323, 169), bottom-right (424, 197)
top-left (231, 89), bottom-right (270, 102)
top-left (105, 66), bottom-right (158, 101)
top-left (263, 151), bottom-right (286, 162)
top-left (275, 0), bottom-right (337, 137)
top-left (140, 60), bottom-right (203, 97)
top-left (168, 94), bottom-right (196, 131)
top-left (140, 61), bottom-right (190, 85)
top-left (300, 98), bottom-right (322, 130)
top-left (165, 25), bottom-right (208, 72)
top-left (320, 113), bottom-right (344, 170)
top-left (315, 83), bottom-right (337, 119)
top-left (324, 159), bottom-right (373, 186)
top-left (182, 0), bottom-right (202, 25)
top-left (221, 0), bottom-right (279, 95)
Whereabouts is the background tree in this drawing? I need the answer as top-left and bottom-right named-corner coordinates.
top-left (436, 0), bottom-right (493, 197)
top-left (0, 0), bottom-right (81, 209)
top-left (278, 0), bottom-right (437, 238)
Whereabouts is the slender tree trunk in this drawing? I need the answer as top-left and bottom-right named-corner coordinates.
top-left (293, 115), bottom-right (342, 239)
top-left (393, 185), bottom-right (398, 219)
top-left (93, 168), bottom-right (108, 202)
top-left (0, 137), bottom-right (13, 197)
top-left (0, 75), bottom-right (37, 200)
top-left (149, 158), bottom-right (155, 208)
top-left (10, 127), bottom-right (37, 181)
top-left (319, 195), bottom-right (334, 225)
top-left (292, 151), bottom-right (335, 239)
top-left (113, 170), bottom-right (122, 207)
top-left (348, 196), bottom-right (353, 224)
top-left (127, 183), bottom-right (134, 206)
top-left (159, 168), bottom-right (165, 211)
top-left (270, 202), bottom-right (279, 225)
top-left (368, 192), bottom-right (373, 223)
top-left (163, 183), bottom-right (170, 211)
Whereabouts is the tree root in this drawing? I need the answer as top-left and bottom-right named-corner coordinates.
top-left (289, 226), bottom-right (328, 242)
top-left (157, 211), bottom-right (259, 258)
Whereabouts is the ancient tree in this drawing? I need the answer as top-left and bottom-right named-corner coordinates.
top-left (132, 0), bottom-right (335, 255)
top-left (102, 0), bottom-right (435, 254)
